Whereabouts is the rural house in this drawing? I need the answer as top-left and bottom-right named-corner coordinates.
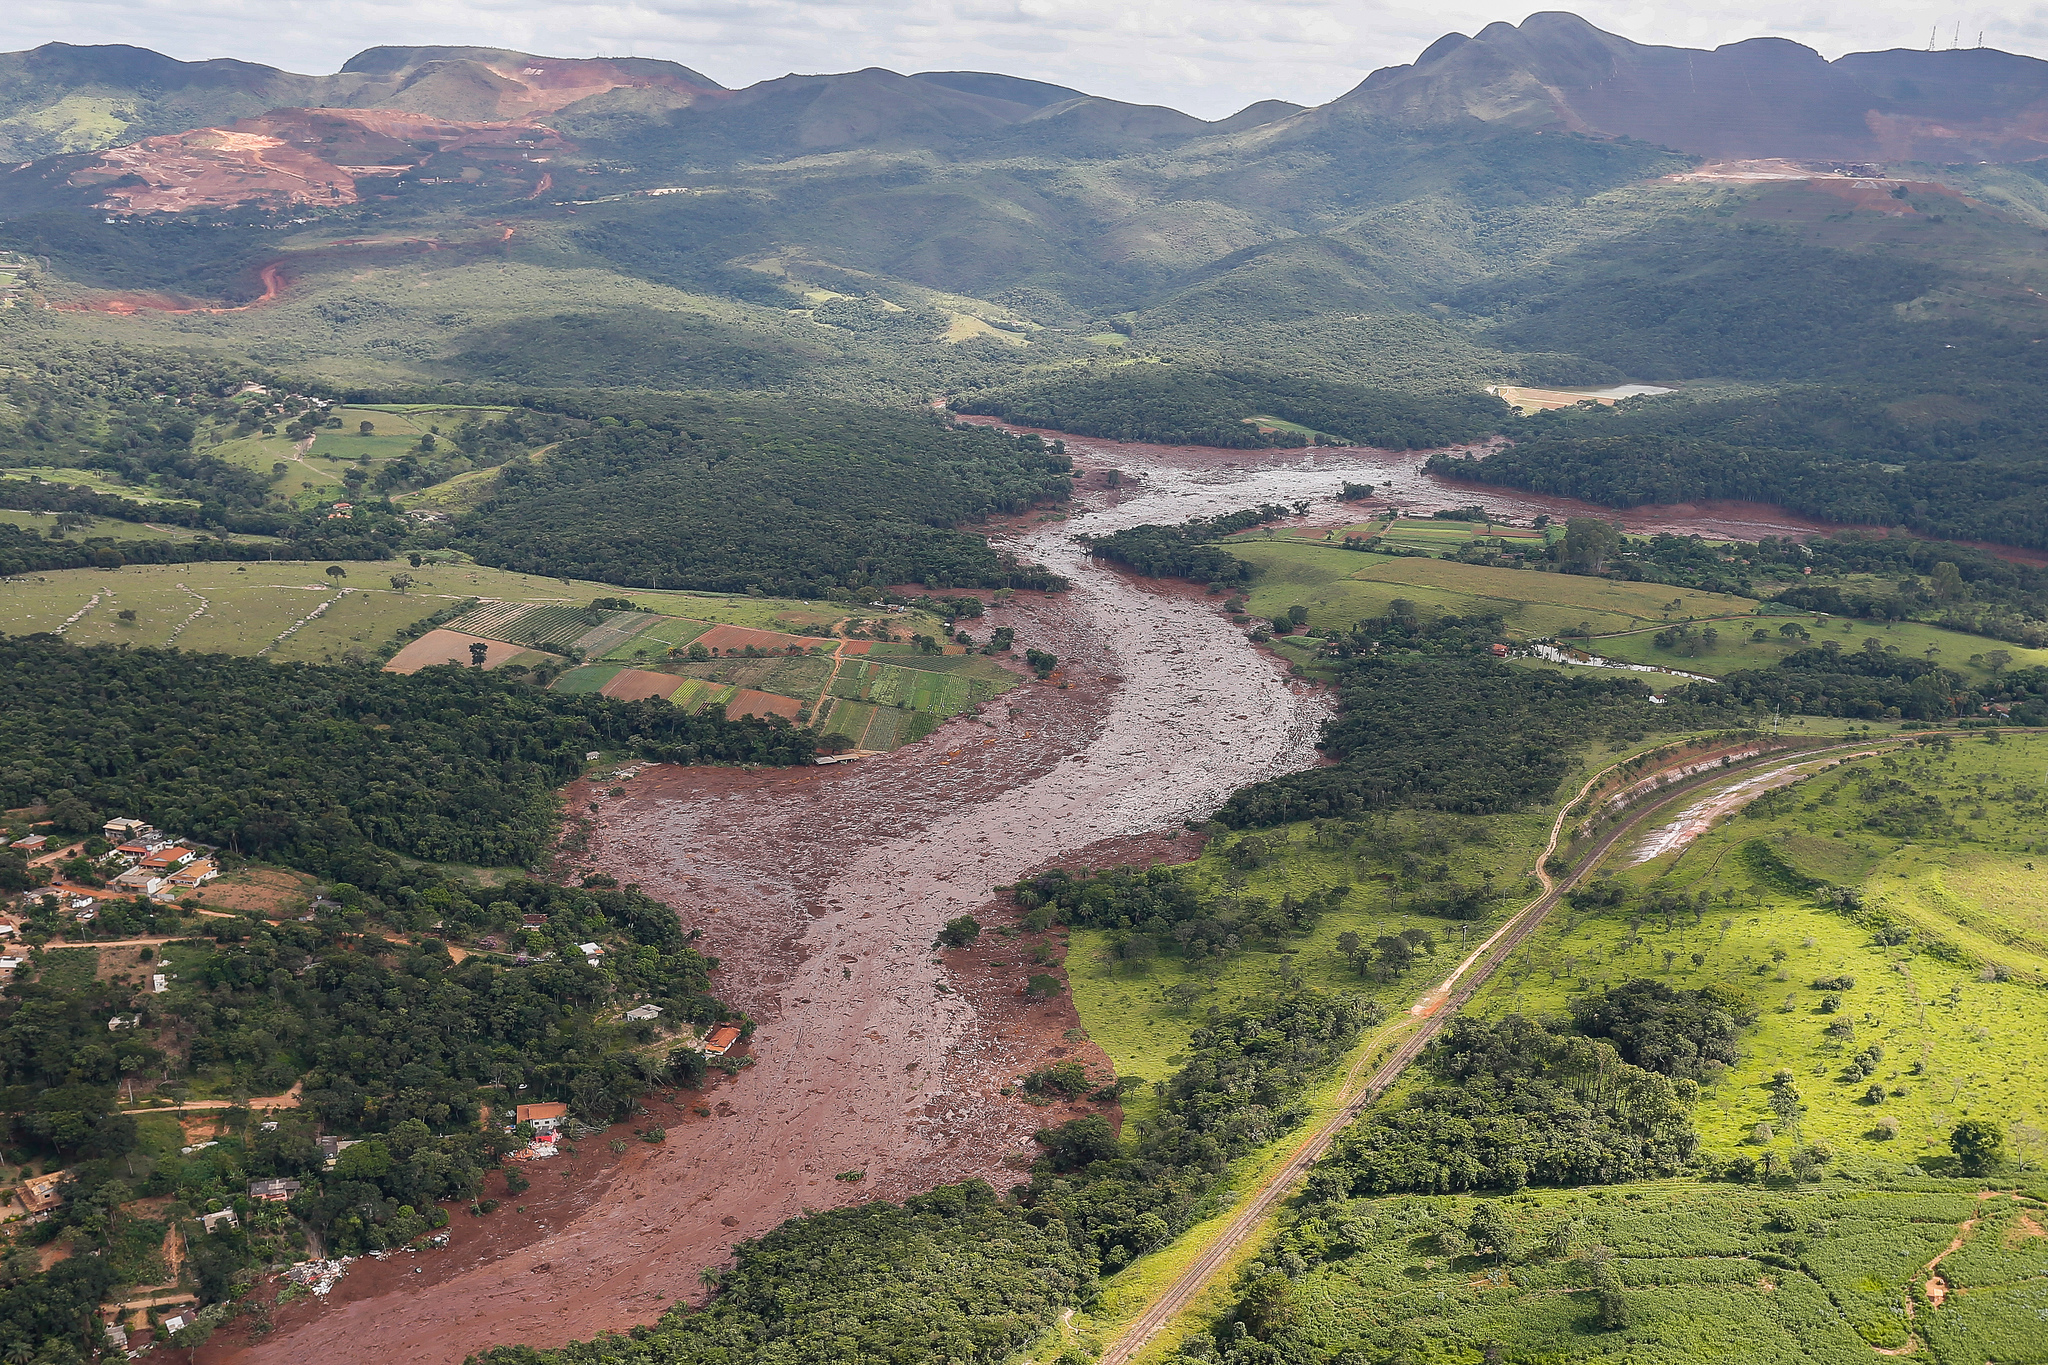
top-left (515, 1102), bottom-right (570, 1136)
top-left (248, 1178), bottom-right (301, 1202)
top-left (702, 1025), bottom-right (743, 1057)
top-left (199, 1210), bottom-right (238, 1233)
top-left (19, 1171), bottom-right (70, 1214)
top-left (623, 1004), bottom-right (663, 1022)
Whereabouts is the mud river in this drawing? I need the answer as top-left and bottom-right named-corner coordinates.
top-left (221, 438), bottom-right (1835, 1364)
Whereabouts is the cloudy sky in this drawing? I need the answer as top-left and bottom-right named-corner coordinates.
top-left (4, 0), bottom-right (2042, 117)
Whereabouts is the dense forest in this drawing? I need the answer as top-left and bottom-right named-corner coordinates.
top-left (1080, 504), bottom-right (1292, 585)
top-left (1326, 1012), bottom-right (1701, 1195)
top-left (952, 365), bottom-right (1506, 449)
top-left (0, 638), bottom-right (814, 880)
top-left (439, 399), bottom-right (1072, 594)
top-left (474, 989), bottom-right (1370, 1365)
top-left (1216, 611), bottom-right (1697, 827)
top-left (1428, 340), bottom-right (2048, 549)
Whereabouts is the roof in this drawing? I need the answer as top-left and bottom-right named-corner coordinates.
top-left (624, 1004), bottom-right (663, 1021)
top-left (516, 1102), bottom-right (569, 1123)
top-left (703, 1025), bottom-right (743, 1055)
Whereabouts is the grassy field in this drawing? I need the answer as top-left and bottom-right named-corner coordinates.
top-left (0, 468), bottom-right (198, 507)
top-left (1594, 613), bottom-right (2048, 682)
top-left (0, 509), bottom-right (280, 546)
top-left (1227, 540), bottom-right (2048, 684)
top-left (1463, 731), bottom-right (2048, 1169)
top-left (1228, 539), bottom-right (1767, 640)
top-left (0, 560), bottom-right (885, 666)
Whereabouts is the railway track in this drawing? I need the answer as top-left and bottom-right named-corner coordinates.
top-left (1097, 735), bottom-right (1895, 1365)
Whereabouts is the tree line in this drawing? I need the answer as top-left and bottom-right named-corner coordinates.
top-left (952, 364), bottom-right (1506, 450)
top-left (0, 638), bottom-right (815, 882)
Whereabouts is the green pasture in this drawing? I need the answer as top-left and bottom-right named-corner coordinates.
top-left (0, 509), bottom-right (279, 545)
top-left (1071, 804), bottom-right (1556, 1130)
top-left (1267, 1180), bottom-right (2048, 1364)
top-left (1466, 731), bottom-right (2048, 1168)
top-left (0, 560), bottom-right (869, 666)
top-left (0, 469), bottom-right (197, 506)
top-left (548, 662), bottom-right (625, 694)
top-left (1594, 612), bottom-right (2048, 682)
top-left (1228, 540), bottom-right (1767, 639)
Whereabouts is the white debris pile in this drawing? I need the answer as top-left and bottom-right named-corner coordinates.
top-left (282, 1256), bottom-right (353, 1296)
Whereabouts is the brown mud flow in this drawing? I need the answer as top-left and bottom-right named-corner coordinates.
top-left (219, 450), bottom-right (1338, 1365)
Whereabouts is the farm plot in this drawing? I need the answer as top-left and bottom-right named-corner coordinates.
top-left (383, 630), bottom-right (542, 673)
top-left (597, 668), bottom-right (688, 702)
top-left (600, 616), bottom-right (714, 661)
top-left (546, 663), bottom-right (626, 694)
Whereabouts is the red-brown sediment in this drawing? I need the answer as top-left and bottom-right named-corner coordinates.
top-left (214, 468), bottom-right (1332, 1365)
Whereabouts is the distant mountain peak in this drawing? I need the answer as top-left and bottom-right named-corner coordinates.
top-left (1345, 12), bottom-right (2048, 161)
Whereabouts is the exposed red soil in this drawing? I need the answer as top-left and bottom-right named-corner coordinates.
top-left (74, 108), bottom-right (571, 215)
top-left (597, 668), bottom-right (688, 701)
top-left (724, 688), bottom-right (803, 721)
top-left (220, 471), bottom-right (1335, 1363)
top-left (953, 414), bottom-right (2048, 565)
top-left (383, 629), bottom-right (532, 674)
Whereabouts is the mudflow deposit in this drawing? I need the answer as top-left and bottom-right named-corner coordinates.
top-left (219, 434), bottom-right (1846, 1365)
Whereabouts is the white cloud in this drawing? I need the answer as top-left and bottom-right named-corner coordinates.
top-left (3, 1), bottom-right (2047, 119)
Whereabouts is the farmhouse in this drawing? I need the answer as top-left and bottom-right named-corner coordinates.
top-left (702, 1024), bottom-right (743, 1057)
top-left (9, 834), bottom-right (47, 852)
top-left (623, 1004), bottom-right (663, 1022)
top-left (19, 1171), bottom-right (70, 1214)
top-left (516, 1102), bottom-right (570, 1135)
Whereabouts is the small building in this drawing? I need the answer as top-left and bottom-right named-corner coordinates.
top-left (521, 914), bottom-right (549, 928)
top-left (1490, 643), bottom-right (1510, 657)
top-left (140, 846), bottom-right (195, 872)
top-left (107, 1014), bottom-right (140, 1031)
top-left (111, 842), bottom-right (151, 864)
top-left (103, 817), bottom-right (148, 842)
top-left (19, 1171), bottom-right (70, 1214)
top-left (623, 1004), bottom-right (663, 1022)
top-left (515, 1102), bottom-right (570, 1136)
top-left (9, 834), bottom-right (47, 852)
top-left (577, 942), bottom-right (604, 958)
top-left (199, 1209), bottom-right (238, 1233)
top-left (317, 1136), bottom-right (361, 1169)
top-left (166, 859), bottom-right (217, 889)
top-left (151, 973), bottom-right (169, 993)
top-left (112, 868), bottom-right (163, 895)
top-left (247, 1178), bottom-right (301, 1202)
top-left (702, 1025), bottom-right (743, 1057)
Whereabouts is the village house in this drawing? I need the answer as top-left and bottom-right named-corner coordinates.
top-left (9, 833), bottom-right (47, 852)
top-left (515, 1102), bottom-right (570, 1136)
top-left (139, 846), bottom-right (195, 872)
top-left (702, 1024), bottom-right (743, 1057)
top-left (317, 1136), bottom-right (362, 1169)
top-left (103, 817), bottom-right (148, 843)
top-left (199, 1209), bottom-right (238, 1233)
top-left (166, 859), bottom-right (218, 890)
top-left (623, 1004), bottom-right (663, 1022)
top-left (19, 1171), bottom-right (70, 1214)
top-left (247, 1178), bottom-right (301, 1202)
top-left (112, 868), bottom-right (163, 895)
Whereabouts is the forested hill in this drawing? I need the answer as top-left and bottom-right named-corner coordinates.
top-left (953, 366), bottom-right (1506, 449)
top-left (0, 638), bottom-right (815, 882)
top-left (441, 398), bottom-right (1073, 595)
